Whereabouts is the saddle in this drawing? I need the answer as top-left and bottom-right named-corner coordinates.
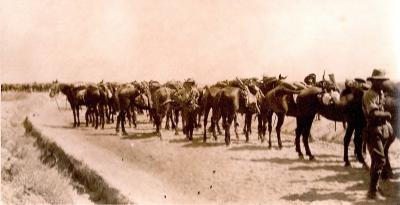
top-left (318, 90), bottom-right (340, 106)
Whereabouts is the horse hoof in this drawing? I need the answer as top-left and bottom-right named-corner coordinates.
top-left (362, 163), bottom-right (370, 171)
top-left (299, 154), bottom-right (304, 160)
top-left (381, 170), bottom-right (394, 180)
top-left (175, 132), bottom-right (179, 136)
top-left (122, 132), bottom-right (128, 136)
top-left (225, 140), bottom-right (230, 146)
top-left (344, 162), bottom-right (351, 167)
top-left (309, 156), bottom-right (315, 161)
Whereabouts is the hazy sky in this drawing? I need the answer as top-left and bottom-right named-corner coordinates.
top-left (1, 0), bottom-right (399, 83)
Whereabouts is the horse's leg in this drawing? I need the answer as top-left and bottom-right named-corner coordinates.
top-left (234, 114), bottom-right (239, 140)
top-left (222, 113), bottom-right (227, 143)
top-left (267, 111), bottom-right (273, 148)
top-left (203, 106), bottom-right (210, 142)
top-left (111, 105), bottom-right (115, 123)
top-left (116, 112), bottom-right (120, 133)
top-left (183, 112), bottom-right (187, 136)
top-left (100, 105), bottom-right (105, 129)
top-left (225, 114), bottom-right (234, 146)
top-left (302, 116), bottom-right (315, 160)
top-left (121, 110), bottom-right (127, 135)
top-left (245, 113), bottom-right (252, 142)
top-left (132, 109), bottom-right (137, 128)
top-left (217, 116), bottom-right (223, 135)
top-left (295, 117), bottom-right (304, 159)
top-left (165, 110), bottom-right (170, 130)
top-left (262, 114), bottom-right (267, 142)
top-left (174, 109), bottom-right (180, 135)
top-left (354, 126), bottom-right (367, 167)
top-left (343, 123), bottom-right (355, 167)
top-left (257, 114), bottom-right (263, 141)
top-left (126, 109), bottom-right (132, 127)
top-left (248, 114), bottom-right (252, 134)
top-left (196, 109), bottom-right (202, 128)
top-left (76, 106), bottom-right (80, 126)
top-left (243, 115), bottom-right (247, 134)
top-left (172, 109), bottom-right (178, 130)
top-left (188, 112), bottom-right (194, 140)
top-left (276, 113), bottom-right (285, 149)
top-left (72, 106), bottom-right (77, 127)
top-left (85, 108), bottom-right (89, 127)
top-left (94, 105), bottom-right (99, 129)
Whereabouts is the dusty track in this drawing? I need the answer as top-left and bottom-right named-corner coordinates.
top-left (24, 93), bottom-right (400, 204)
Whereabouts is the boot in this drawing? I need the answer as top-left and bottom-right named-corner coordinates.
top-left (368, 172), bottom-right (385, 200)
top-left (367, 190), bottom-right (385, 200)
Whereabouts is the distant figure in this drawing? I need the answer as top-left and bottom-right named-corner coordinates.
top-left (362, 69), bottom-right (394, 200)
top-left (304, 73), bottom-right (317, 86)
top-left (183, 78), bottom-right (198, 100)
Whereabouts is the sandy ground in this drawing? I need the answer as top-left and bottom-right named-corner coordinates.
top-left (1, 92), bottom-right (92, 204)
top-left (5, 93), bottom-right (400, 204)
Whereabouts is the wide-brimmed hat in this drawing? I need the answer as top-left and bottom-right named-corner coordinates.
top-left (354, 78), bottom-right (366, 83)
top-left (367, 69), bottom-right (389, 81)
top-left (184, 78), bottom-right (196, 87)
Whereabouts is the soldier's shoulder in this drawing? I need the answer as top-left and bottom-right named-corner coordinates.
top-left (363, 89), bottom-right (378, 101)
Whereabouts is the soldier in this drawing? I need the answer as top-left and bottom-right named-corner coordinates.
top-left (362, 69), bottom-right (394, 200)
top-left (304, 73), bottom-right (317, 86)
top-left (183, 78), bottom-right (199, 101)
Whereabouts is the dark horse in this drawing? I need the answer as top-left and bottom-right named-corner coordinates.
top-left (293, 79), bottom-right (398, 166)
top-left (258, 75), bottom-right (301, 148)
top-left (114, 82), bottom-right (144, 135)
top-left (202, 85), bottom-right (224, 142)
top-left (218, 78), bottom-right (260, 145)
top-left (49, 81), bottom-right (102, 128)
top-left (151, 86), bottom-right (174, 138)
top-left (339, 79), bottom-right (369, 167)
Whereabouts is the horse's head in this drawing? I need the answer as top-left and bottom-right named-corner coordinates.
top-left (134, 82), bottom-right (153, 108)
top-left (49, 80), bottom-right (60, 98)
top-left (237, 78), bottom-right (260, 114)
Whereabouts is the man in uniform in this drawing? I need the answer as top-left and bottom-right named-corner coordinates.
top-left (304, 73), bottom-right (317, 86)
top-left (362, 69), bottom-right (394, 200)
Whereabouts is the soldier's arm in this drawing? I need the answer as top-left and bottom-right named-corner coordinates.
top-left (369, 110), bottom-right (391, 120)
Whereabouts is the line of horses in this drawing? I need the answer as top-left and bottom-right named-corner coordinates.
top-left (2, 82), bottom-right (53, 92)
top-left (46, 74), bottom-right (399, 178)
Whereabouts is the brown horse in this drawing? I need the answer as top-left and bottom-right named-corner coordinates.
top-left (218, 78), bottom-right (260, 145)
top-left (49, 81), bottom-right (102, 129)
top-left (202, 85), bottom-right (224, 142)
top-left (151, 86), bottom-right (174, 138)
top-left (114, 83), bottom-right (143, 135)
top-left (50, 81), bottom-right (85, 127)
top-left (163, 81), bottom-right (182, 130)
top-left (258, 76), bottom-right (300, 148)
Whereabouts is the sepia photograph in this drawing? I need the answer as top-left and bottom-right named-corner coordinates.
top-left (1, 0), bottom-right (399, 204)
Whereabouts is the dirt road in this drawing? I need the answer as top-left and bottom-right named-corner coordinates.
top-left (24, 93), bottom-right (400, 204)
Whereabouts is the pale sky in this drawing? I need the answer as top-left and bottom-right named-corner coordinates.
top-left (1, 0), bottom-right (399, 84)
